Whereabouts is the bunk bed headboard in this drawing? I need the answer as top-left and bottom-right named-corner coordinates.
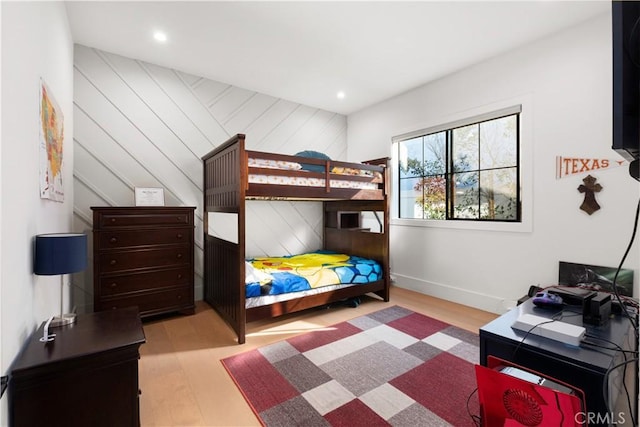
top-left (202, 134), bottom-right (247, 342)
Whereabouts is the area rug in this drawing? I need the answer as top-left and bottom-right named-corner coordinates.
top-left (222, 305), bottom-right (480, 426)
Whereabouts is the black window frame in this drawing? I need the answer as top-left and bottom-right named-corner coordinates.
top-left (394, 106), bottom-right (522, 223)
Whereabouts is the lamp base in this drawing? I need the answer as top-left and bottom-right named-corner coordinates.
top-left (50, 313), bottom-right (76, 327)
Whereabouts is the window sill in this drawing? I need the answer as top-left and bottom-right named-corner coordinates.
top-left (390, 217), bottom-right (532, 233)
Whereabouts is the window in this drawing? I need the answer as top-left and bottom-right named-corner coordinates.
top-left (395, 107), bottom-right (521, 222)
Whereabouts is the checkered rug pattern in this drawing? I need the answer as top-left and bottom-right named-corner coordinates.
top-left (222, 305), bottom-right (480, 426)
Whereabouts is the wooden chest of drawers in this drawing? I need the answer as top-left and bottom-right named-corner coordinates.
top-left (91, 206), bottom-right (196, 318)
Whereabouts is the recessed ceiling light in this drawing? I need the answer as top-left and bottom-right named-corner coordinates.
top-left (153, 31), bottom-right (167, 43)
top-left (336, 91), bottom-right (345, 99)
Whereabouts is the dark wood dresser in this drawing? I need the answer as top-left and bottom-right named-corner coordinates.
top-left (91, 206), bottom-right (196, 317)
top-left (10, 307), bottom-right (146, 427)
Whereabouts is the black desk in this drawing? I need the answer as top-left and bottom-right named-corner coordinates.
top-left (479, 299), bottom-right (637, 426)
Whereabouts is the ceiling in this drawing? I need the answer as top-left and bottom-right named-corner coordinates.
top-left (65, 1), bottom-right (610, 115)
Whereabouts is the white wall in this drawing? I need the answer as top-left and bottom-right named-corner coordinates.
top-left (1, 2), bottom-right (74, 423)
top-left (72, 46), bottom-right (347, 310)
top-left (348, 13), bottom-right (640, 314)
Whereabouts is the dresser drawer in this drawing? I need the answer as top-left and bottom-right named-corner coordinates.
top-left (97, 247), bottom-right (191, 273)
top-left (97, 228), bottom-right (191, 249)
top-left (99, 267), bottom-right (191, 296)
top-left (99, 287), bottom-right (193, 316)
top-left (95, 210), bottom-right (193, 229)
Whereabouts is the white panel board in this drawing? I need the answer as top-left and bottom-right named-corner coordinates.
top-left (208, 212), bottom-right (238, 244)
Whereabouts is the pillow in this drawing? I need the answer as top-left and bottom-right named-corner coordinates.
top-left (295, 150), bottom-right (331, 172)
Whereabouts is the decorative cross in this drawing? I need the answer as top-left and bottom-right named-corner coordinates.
top-left (577, 174), bottom-right (602, 215)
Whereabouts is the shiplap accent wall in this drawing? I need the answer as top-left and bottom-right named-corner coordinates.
top-left (72, 44), bottom-right (347, 312)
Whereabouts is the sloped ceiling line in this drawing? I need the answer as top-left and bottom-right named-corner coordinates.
top-left (206, 84), bottom-right (235, 109)
top-left (243, 97), bottom-right (284, 136)
top-left (222, 91), bottom-right (260, 126)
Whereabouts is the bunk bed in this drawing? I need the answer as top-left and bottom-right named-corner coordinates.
top-left (202, 134), bottom-right (390, 344)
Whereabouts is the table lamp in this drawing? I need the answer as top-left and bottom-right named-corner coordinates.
top-left (34, 233), bottom-right (87, 327)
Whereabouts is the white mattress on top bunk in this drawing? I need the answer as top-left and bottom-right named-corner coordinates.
top-left (248, 157), bottom-right (382, 190)
top-left (248, 174), bottom-right (379, 189)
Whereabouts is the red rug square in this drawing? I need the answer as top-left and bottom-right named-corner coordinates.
top-left (288, 320), bottom-right (362, 353)
top-left (222, 348), bottom-right (299, 413)
top-left (388, 312), bottom-right (450, 339)
top-left (390, 352), bottom-right (479, 426)
top-left (324, 398), bottom-right (389, 427)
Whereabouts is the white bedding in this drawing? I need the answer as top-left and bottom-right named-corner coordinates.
top-left (245, 283), bottom-right (357, 308)
top-left (248, 174), bottom-right (379, 189)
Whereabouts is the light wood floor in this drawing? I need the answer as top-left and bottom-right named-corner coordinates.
top-left (138, 286), bottom-right (498, 426)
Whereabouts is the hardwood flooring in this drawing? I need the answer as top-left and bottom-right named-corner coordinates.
top-left (138, 286), bottom-right (498, 426)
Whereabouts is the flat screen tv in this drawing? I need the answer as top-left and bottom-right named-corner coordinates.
top-left (612, 0), bottom-right (640, 169)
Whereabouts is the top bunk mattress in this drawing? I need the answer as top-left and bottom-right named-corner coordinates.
top-left (248, 157), bottom-right (383, 190)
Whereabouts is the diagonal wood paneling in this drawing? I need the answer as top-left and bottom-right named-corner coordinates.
top-left (73, 45), bottom-right (347, 313)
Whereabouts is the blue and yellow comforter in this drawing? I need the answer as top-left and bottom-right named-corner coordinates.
top-left (245, 251), bottom-right (382, 297)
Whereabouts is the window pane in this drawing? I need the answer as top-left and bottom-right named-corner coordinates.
top-left (479, 167), bottom-right (518, 220)
top-left (399, 177), bottom-right (423, 219)
top-left (423, 132), bottom-right (446, 175)
top-left (452, 172), bottom-right (479, 219)
top-left (420, 175), bottom-right (446, 219)
top-left (399, 137), bottom-right (423, 178)
top-left (480, 116), bottom-right (517, 169)
top-left (452, 124), bottom-right (479, 172)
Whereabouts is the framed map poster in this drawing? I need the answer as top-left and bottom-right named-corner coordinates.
top-left (39, 79), bottom-right (64, 202)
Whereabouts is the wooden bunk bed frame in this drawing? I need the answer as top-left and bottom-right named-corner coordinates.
top-left (202, 134), bottom-right (390, 344)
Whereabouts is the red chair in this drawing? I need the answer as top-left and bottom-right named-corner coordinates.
top-left (475, 356), bottom-right (587, 426)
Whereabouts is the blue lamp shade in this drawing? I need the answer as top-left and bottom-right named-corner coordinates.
top-left (34, 233), bottom-right (88, 275)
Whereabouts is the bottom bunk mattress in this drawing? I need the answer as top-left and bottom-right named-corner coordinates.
top-left (245, 251), bottom-right (382, 308)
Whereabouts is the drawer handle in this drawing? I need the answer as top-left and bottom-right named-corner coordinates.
top-left (109, 282), bottom-right (117, 288)
top-left (176, 253), bottom-right (183, 259)
top-left (111, 306), bottom-right (118, 310)
top-left (176, 233), bottom-right (183, 239)
top-left (110, 218), bottom-right (117, 223)
top-left (177, 274), bottom-right (183, 279)
top-left (110, 260), bottom-right (117, 266)
top-left (177, 295), bottom-right (182, 300)
top-left (176, 216), bottom-right (183, 222)
top-left (109, 237), bottom-right (118, 244)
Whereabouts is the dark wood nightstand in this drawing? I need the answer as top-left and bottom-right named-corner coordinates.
top-left (9, 307), bottom-right (146, 427)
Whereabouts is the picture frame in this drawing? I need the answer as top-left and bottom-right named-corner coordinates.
top-left (134, 187), bottom-right (165, 206)
top-left (39, 79), bottom-right (65, 202)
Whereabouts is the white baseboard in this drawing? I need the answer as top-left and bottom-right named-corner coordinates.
top-left (391, 272), bottom-right (517, 315)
